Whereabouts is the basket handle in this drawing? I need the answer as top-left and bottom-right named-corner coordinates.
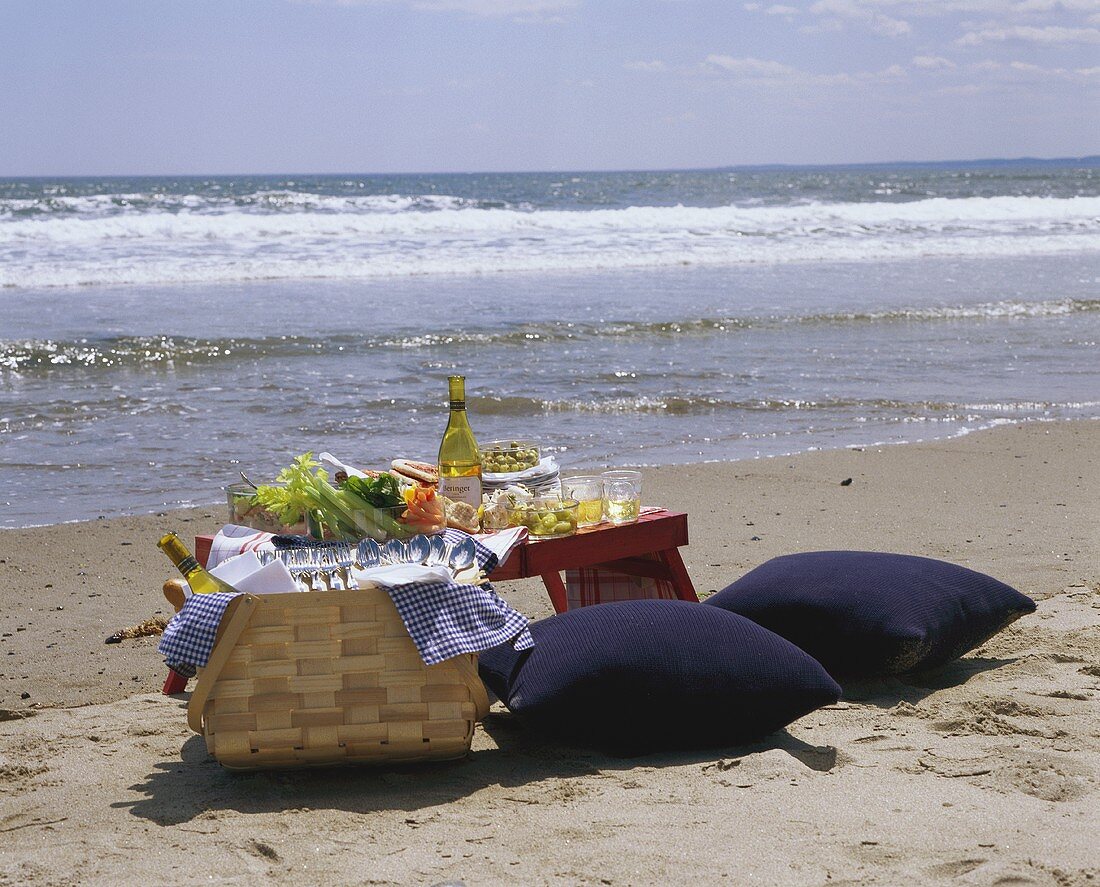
top-left (163, 579), bottom-right (187, 613)
top-left (453, 654), bottom-right (491, 722)
top-left (187, 594), bottom-right (259, 735)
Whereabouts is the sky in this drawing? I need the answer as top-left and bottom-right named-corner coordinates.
top-left (0, 0), bottom-right (1097, 175)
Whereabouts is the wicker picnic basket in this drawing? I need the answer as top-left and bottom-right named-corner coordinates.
top-left (186, 585), bottom-right (490, 770)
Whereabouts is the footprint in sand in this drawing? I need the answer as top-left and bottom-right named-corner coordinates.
top-left (0, 762), bottom-right (50, 796)
top-left (925, 857), bottom-right (987, 879)
top-left (929, 695), bottom-right (1066, 739)
top-left (985, 751), bottom-right (1095, 803)
top-left (916, 748), bottom-right (1094, 802)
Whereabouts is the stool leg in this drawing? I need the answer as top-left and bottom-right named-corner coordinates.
top-left (541, 572), bottom-right (569, 614)
top-left (657, 549), bottom-right (699, 603)
top-left (163, 668), bottom-right (189, 695)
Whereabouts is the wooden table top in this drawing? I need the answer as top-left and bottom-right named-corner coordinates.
top-left (489, 510), bottom-right (688, 579)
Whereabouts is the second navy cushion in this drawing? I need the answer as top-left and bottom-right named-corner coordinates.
top-left (704, 551), bottom-right (1036, 677)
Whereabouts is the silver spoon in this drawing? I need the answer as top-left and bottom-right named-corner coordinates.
top-left (406, 535), bottom-right (431, 565)
top-left (356, 538), bottom-right (381, 568)
top-left (383, 539), bottom-right (408, 564)
top-left (428, 535), bottom-right (449, 567)
top-left (448, 537), bottom-right (476, 573)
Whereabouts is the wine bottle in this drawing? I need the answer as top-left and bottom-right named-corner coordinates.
top-left (437, 375), bottom-right (482, 509)
top-left (157, 532), bottom-right (238, 595)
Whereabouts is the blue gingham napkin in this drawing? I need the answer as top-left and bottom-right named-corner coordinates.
top-left (158, 592), bottom-right (238, 678)
top-left (158, 530), bottom-right (533, 676)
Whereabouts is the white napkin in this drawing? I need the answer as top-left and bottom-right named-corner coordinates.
top-left (208, 524), bottom-right (276, 570)
top-left (210, 550), bottom-right (300, 595)
top-left (474, 525), bottom-right (528, 570)
top-left (352, 563), bottom-right (454, 588)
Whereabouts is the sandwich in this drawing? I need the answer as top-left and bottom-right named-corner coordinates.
top-left (391, 459), bottom-right (439, 486)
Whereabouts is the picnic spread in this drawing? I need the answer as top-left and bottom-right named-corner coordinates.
top-left (137, 375), bottom-right (1037, 768)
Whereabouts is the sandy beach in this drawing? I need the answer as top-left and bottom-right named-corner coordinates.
top-left (1, 420), bottom-right (1097, 886)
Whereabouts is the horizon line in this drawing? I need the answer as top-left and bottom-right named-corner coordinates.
top-left (2, 154), bottom-right (1098, 180)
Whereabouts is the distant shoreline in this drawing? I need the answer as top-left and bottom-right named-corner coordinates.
top-left (3, 154), bottom-right (1099, 182)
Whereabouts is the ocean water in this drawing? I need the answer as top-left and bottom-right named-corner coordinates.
top-left (1, 163), bottom-right (1098, 527)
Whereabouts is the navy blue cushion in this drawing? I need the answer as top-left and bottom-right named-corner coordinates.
top-left (704, 551), bottom-right (1036, 677)
top-left (478, 599), bottom-right (841, 754)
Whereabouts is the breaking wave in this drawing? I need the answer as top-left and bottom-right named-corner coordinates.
top-left (2, 194), bottom-right (1098, 288)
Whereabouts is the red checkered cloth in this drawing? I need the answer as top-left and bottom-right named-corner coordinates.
top-left (565, 554), bottom-right (678, 609)
top-left (563, 506), bottom-right (677, 609)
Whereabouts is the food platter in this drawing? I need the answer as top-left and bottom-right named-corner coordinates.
top-left (482, 455), bottom-right (560, 489)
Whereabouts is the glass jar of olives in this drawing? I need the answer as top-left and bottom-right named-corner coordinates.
top-left (509, 496), bottom-right (579, 538)
top-left (480, 439), bottom-right (541, 475)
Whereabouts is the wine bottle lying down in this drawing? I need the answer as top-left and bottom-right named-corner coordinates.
top-left (158, 532), bottom-right (238, 595)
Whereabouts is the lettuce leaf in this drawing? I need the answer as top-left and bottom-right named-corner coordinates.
top-left (253, 452), bottom-right (327, 526)
top-left (343, 473), bottom-right (404, 509)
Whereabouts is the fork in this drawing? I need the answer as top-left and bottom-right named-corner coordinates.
top-left (278, 550), bottom-right (310, 593)
top-left (335, 541), bottom-right (358, 589)
top-left (293, 548), bottom-right (324, 592)
top-left (319, 547), bottom-right (344, 590)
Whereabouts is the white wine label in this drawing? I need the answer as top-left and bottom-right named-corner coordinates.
top-left (439, 476), bottom-right (482, 509)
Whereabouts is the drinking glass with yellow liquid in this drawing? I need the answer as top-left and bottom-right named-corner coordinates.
top-left (563, 476), bottom-right (604, 527)
top-left (601, 470), bottom-right (642, 525)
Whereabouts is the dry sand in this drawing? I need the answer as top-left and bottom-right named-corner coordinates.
top-left (1, 421), bottom-right (1097, 885)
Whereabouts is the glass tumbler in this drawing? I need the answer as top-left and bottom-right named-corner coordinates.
top-left (563, 475), bottom-right (604, 527)
top-left (601, 470), bottom-right (642, 525)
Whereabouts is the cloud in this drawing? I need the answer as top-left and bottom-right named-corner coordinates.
top-left (811, 0), bottom-right (1100, 14)
top-left (704, 54), bottom-right (907, 86)
top-left (293, 0), bottom-right (578, 16)
top-left (796, 0), bottom-right (1100, 42)
top-left (705, 55), bottom-right (800, 77)
top-left (1004, 59), bottom-right (1100, 77)
top-left (742, 2), bottom-right (799, 17)
top-left (912, 54), bottom-right (957, 69)
top-left (870, 15), bottom-right (912, 36)
top-left (1011, 0), bottom-right (1100, 11)
top-left (957, 23), bottom-right (1100, 43)
top-left (950, 57), bottom-right (1100, 81)
top-left (412, 0), bottom-right (576, 14)
top-left (624, 60), bottom-right (668, 72)
top-left (808, 0), bottom-right (912, 36)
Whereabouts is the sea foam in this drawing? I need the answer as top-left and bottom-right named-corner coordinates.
top-left (1, 194), bottom-right (1098, 288)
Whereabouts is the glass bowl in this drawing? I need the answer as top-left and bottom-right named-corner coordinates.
top-left (225, 482), bottom-right (307, 535)
top-left (481, 439), bottom-right (541, 474)
top-left (342, 502), bottom-right (446, 542)
top-left (509, 496), bottom-right (579, 538)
